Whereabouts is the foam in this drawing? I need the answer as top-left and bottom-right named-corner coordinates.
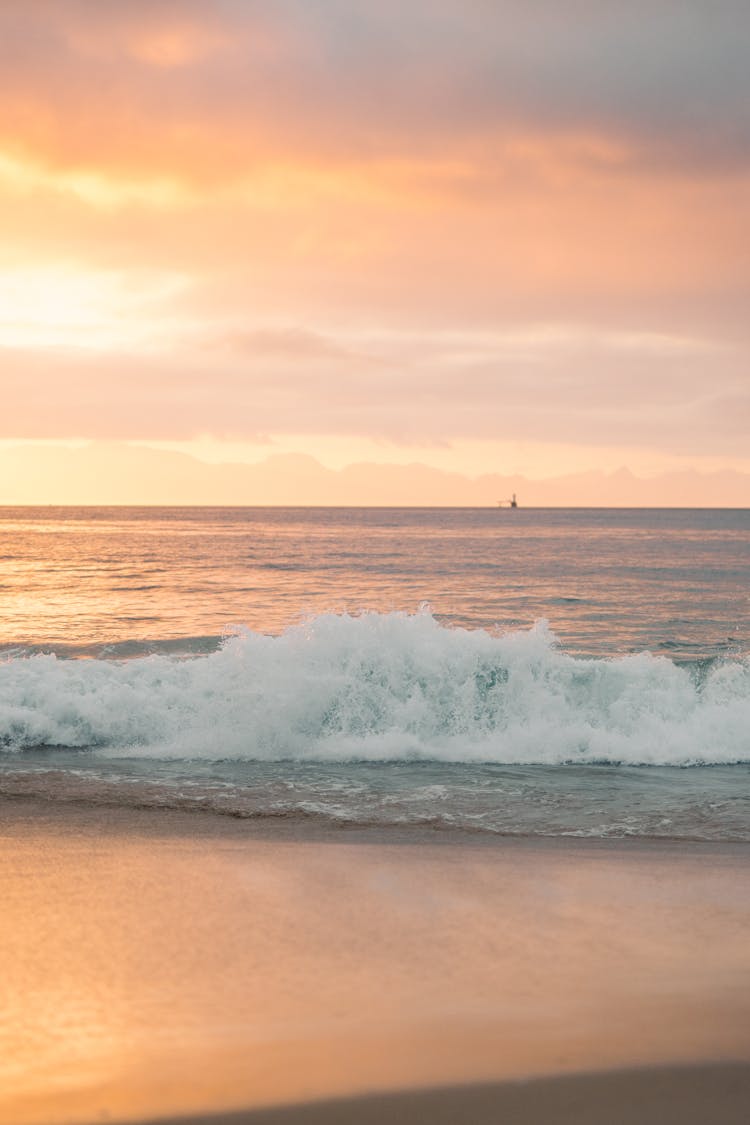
top-left (1, 611), bottom-right (748, 765)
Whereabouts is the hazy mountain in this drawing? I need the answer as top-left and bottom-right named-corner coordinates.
top-left (1, 442), bottom-right (748, 506)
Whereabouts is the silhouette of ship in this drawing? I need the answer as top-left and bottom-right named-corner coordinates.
top-left (498, 493), bottom-right (518, 508)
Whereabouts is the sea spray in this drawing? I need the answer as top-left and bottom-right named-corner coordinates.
top-left (1, 611), bottom-right (748, 765)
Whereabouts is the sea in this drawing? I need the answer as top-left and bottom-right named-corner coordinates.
top-left (1, 506), bottom-right (748, 842)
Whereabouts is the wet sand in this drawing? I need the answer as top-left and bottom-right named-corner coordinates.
top-left (137, 1064), bottom-right (750, 1125)
top-left (1, 797), bottom-right (749, 1124)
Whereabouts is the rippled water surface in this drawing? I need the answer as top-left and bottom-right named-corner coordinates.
top-left (1, 507), bottom-right (748, 840)
top-left (1, 506), bottom-right (748, 658)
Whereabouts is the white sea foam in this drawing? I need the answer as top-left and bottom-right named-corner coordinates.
top-left (1, 612), bottom-right (748, 765)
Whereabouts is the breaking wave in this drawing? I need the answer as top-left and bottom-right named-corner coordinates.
top-left (1, 612), bottom-right (748, 766)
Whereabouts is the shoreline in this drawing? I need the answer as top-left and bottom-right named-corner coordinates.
top-left (125, 1064), bottom-right (750, 1125)
top-left (2, 790), bottom-right (750, 854)
top-left (2, 795), bottom-right (749, 1125)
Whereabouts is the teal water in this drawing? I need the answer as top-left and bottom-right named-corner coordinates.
top-left (1, 507), bottom-right (748, 840)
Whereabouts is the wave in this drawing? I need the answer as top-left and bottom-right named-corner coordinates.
top-left (1, 611), bottom-right (748, 765)
top-left (0, 636), bottom-right (223, 661)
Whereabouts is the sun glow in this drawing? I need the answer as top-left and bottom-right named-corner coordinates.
top-left (0, 3), bottom-right (747, 502)
top-left (0, 266), bottom-right (189, 352)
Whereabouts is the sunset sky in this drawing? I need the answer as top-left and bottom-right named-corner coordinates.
top-left (2, 1), bottom-right (749, 502)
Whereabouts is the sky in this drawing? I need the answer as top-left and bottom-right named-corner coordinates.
top-left (1, 0), bottom-right (749, 502)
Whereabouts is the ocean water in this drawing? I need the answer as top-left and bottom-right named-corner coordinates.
top-left (1, 506), bottom-right (748, 841)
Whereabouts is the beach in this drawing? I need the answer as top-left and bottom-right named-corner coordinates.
top-left (4, 0), bottom-right (750, 1109)
top-left (1, 509), bottom-right (748, 1122)
top-left (121, 1066), bottom-right (750, 1125)
top-left (2, 797), bottom-right (749, 1125)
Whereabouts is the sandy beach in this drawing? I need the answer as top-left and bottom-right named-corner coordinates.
top-left (129, 1064), bottom-right (750, 1124)
top-left (1, 797), bottom-right (749, 1125)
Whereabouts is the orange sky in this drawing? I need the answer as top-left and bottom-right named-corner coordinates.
top-left (1, 1), bottom-right (749, 502)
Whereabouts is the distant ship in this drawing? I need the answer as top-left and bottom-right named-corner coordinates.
top-left (498, 493), bottom-right (518, 508)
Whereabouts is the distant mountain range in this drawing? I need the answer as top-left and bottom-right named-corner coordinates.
top-left (2, 442), bottom-right (749, 506)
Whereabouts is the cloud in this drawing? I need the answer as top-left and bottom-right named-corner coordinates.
top-left (1, 323), bottom-right (747, 456)
top-left (0, 2), bottom-right (748, 473)
top-left (1, 2), bottom-right (748, 185)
